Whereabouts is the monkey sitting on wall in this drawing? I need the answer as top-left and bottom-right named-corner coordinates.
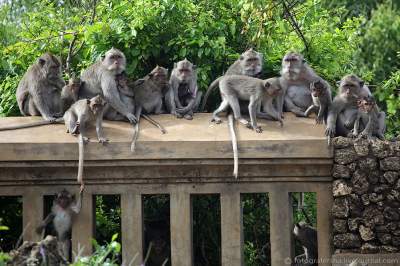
top-left (350, 95), bottom-right (385, 140)
top-left (280, 52), bottom-right (330, 119)
top-left (166, 58), bottom-right (202, 120)
top-left (60, 76), bottom-right (82, 114)
top-left (79, 48), bottom-right (137, 124)
top-left (293, 221), bottom-right (318, 266)
top-left (304, 79), bottom-right (332, 124)
top-left (36, 188), bottom-right (84, 261)
top-left (16, 53), bottom-right (65, 121)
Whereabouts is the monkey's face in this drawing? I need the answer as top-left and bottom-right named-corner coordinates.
top-left (281, 52), bottom-right (304, 80)
top-left (150, 67), bottom-right (169, 86)
top-left (39, 53), bottom-right (62, 80)
top-left (310, 81), bottom-right (325, 97)
top-left (339, 76), bottom-right (363, 100)
top-left (102, 49), bottom-right (126, 74)
top-left (70, 80), bottom-right (81, 95)
top-left (89, 95), bottom-right (107, 115)
top-left (357, 97), bottom-right (375, 113)
top-left (56, 190), bottom-right (73, 209)
top-left (240, 49), bottom-right (263, 77)
top-left (176, 60), bottom-right (195, 83)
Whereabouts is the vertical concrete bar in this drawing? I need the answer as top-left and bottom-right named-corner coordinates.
top-left (270, 189), bottom-right (293, 266)
top-left (72, 192), bottom-right (93, 257)
top-left (317, 184), bottom-right (333, 266)
top-left (221, 191), bottom-right (243, 266)
top-left (170, 192), bottom-right (192, 266)
top-left (121, 193), bottom-right (143, 264)
top-left (23, 190), bottom-right (43, 242)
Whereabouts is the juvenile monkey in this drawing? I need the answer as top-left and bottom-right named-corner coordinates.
top-left (166, 59), bottom-right (202, 120)
top-left (36, 188), bottom-right (84, 261)
top-left (16, 52), bottom-right (65, 121)
top-left (63, 95), bottom-right (108, 187)
top-left (79, 48), bottom-right (137, 124)
top-left (131, 66), bottom-right (169, 151)
top-left (293, 221), bottom-right (318, 266)
top-left (60, 76), bottom-right (82, 113)
top-left (351, 96), bottom-right (385, 140)
top-left (211, 75), bottom-right (282, 133)
top-left (200, 48), bottom-right (263, 111)
top-left (325, 74), bottom-right (385, 138)
top-left (304, 79), bottom-right (332, 124)
top-left (280, 52), bottom-right (329, 118)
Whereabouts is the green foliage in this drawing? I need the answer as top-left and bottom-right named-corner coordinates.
top-left (95, 196), bottom-right (121, 246)
top-left (71, 234), bottom-right (122, 266)
top-left (0, 252), bottom-right (11, 265)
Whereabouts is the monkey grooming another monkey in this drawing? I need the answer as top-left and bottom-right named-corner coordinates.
top-left (63, 95), bottom-right (108, 187)
top-left (293, 221), bottom-right (318, 266)
top-left (130, 66), bottom-right (169, 151)
top-left (212, 75), bottom-right (282, 133)
top-left (280, 52), bottom-right (329, 119)
top-left (79, 48), bottom-right (137, 124)
top-left (166, 59), bottom-right (202, 120)
top-left (351, 96), bottom-right (385, 140)
top-left (200, 48), bottom-right (263, 111)
top-left (16, 52), bottom-right (65, 121)
top-left (304, 79), bottom-right (332, 124)
top-left (36, 188), bottom-right (84, 261)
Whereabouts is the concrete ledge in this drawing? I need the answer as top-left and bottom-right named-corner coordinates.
top-left (332, 253), bottom-right (400, 266)
top-left (0, 113), bottom-right (332, 161)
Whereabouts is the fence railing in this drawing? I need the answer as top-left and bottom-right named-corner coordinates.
top-left (0, 114), bottom-right (333, 266)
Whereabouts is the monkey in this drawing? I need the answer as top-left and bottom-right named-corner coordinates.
top-left (60, 76), bottom-right (82, 114)
top-left (36, 187), bottom-right (84, 261)
top-left (212, 76), bottom-right (282, 178)
top-left (304, 79), bottom-right (332, 124)
top-left (165, 58), bottom-right (202, 120)
top-left (211, 75), bottom-right (283, 133)
top-left (325, 74), bottom-right (386, 138)
top-left (280, 52), bottom-right (330, 119)
top-left (63, 95), bottom-right (108, 187)
top-left (350, 96), bottom-right (385, 140)
top-left (16, 52), bottom-right (65, 121)
top-left (200, 48), bottom-right (263, 111)
top-left (130, 66), bottom-right (169, 151)
top-left (293, 221), bottom-right (318, 266)
top-left (79, 48), bottom-right (137, 124)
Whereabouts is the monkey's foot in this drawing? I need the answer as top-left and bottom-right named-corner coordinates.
top-left (98, 137), bottom-right (109, 144)
top-left (72, 122), bottom-right (80, 135)
top-left (176, 113), bottom-right (184, 119)
top-left (211, 117), bottom-right (222, 124)
top-left (82, 136), bottom-right (90, 144)
top-left (315, 118), bottom-right (323, 124)
top-left (184, 114), bottom-right (193, 120)
top-left (253, 126), bottom-right (263, 133)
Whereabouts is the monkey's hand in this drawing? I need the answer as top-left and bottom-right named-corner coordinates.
top-left (325, 126), bottom-right (335, 137)
top-left (316, 116), bottom-right (324, 124)
top-left (82, 136), bottom-right (90, 143)
top-left (80, 183), bottom-right (85, 194)
top-left (253, 126), bottom-right (263, 133)
top-left (126, 113), bottom-right (137, 124)
top-left (347, 131), bottom-right (357, 139)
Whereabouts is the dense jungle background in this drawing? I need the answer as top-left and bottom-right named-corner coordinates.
top-left (0, 0), bottom-right (399, 265)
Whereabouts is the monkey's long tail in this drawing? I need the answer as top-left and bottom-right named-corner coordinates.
top-left (131, 122), bottom-right (139, 152)
top-left (0, 117), bottom-right (64, 131)
top-left (200, 77), bottom-right (221, 112)
top-left (141, 114), bottom-right (166, 134)
top-left (77, 134), bottom-right (85, 185)
top-left (228, 114), bottom-right (239, 179)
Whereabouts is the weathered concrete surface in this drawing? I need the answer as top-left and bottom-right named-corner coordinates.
top-left (0, 113), bottom-right (332, 161)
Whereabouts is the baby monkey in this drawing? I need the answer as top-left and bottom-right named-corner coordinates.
top-left (36, 188), bottom-right (84, 261)
top-left (61, 76), bottom-right (82, 114)
top-left (63, 95), bottom-right (108, 187)
top-left (212, 75), bottom-right (282, 133)
top-left (304, 79), bottom-right (332, 124)
top-left (351, 96), bottom-right (384, 140)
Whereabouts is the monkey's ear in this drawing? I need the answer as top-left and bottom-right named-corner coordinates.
top-left (264, 81), bottom-right (271, 88)
top-left (239, 55), bottom-right (244, 60)
top-left (302, 58), bottom-right (306, 63)
top-left (101, 54), bottom-right (105, 61)
top-left (86, 99), bottom-right (91, 104)
top-left (336, 81), bottom-right (341, 86)
top-left (359, 81), bottom-right (365, 88)
top-left (38, 58), bottom-right (46, 66)
top-left (192, 64), bottom-right (197, 70)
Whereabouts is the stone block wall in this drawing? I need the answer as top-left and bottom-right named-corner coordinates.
top-left (332, 137), bottom-right (400, 254)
